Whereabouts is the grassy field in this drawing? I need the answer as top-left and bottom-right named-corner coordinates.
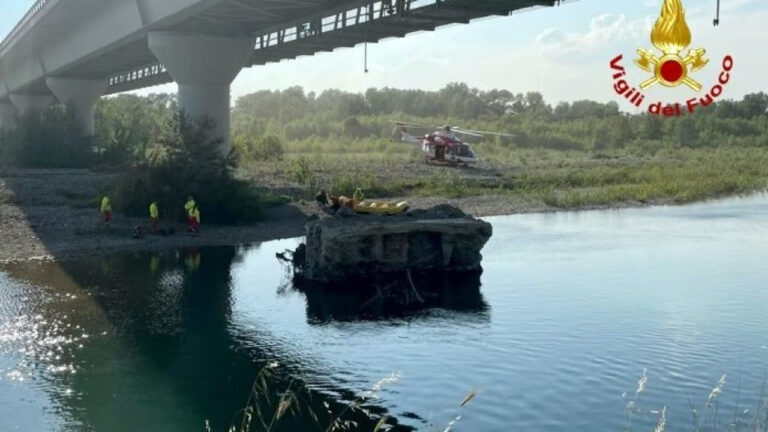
top-left (240, 140), bottom-right (768, 212)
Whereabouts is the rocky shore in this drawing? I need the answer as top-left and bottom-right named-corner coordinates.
top-left (0, 168), bottom-right (661, 262)
top-left (0, 169), bottom-right (315, 262)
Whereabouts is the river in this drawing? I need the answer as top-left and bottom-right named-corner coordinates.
top-left (1, 195), bottom-right (767, 431)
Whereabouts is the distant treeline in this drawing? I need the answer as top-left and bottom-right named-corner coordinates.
top-left (230, 84), bottom-right (768, 154)
top-left (1, 83), bottom-right (767, 168)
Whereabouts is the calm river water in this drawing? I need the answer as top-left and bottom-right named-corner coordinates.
top-left (1, 195), bottom-right (767, 432)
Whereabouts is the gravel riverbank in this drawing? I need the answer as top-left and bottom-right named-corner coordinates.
top-left (0, 168), bottom-right (658, 262)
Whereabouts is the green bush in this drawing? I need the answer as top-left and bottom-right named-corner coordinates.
top-left (0, 104), bottom-right (94, 168)
top-left (116, 112), bottom-right (264, 225)
top-left (94, 93), bottom-right (176, 166)
top-left (234, 134), bottom-right (284, 162)
top-left (285, 156), bottom-right (315, 186)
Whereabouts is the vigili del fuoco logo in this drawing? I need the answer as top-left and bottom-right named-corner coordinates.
top-left (609, 0), bottom-right (734, 116)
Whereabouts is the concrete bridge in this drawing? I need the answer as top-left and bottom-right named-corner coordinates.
top-left (0, 0), bottom-right (568, 150)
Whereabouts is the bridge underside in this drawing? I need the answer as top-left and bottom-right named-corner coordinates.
top-left (99, 0), bottom-right (561, 95)
top-left (0, 0), bottom-right (567, 149)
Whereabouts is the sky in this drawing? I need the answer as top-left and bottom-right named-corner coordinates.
top-left (2, 0), bottom-right (767, 107)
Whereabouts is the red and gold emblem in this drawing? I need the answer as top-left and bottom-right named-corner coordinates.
top-left (635, 0), bottom-right (708, 91)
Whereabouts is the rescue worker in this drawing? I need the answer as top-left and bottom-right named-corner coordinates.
top-left (149, 200), bottom-right (160, 233)
top-left (184, 195), bottom-right (196, 226)
top-left (189, 205), bottom-right (201, 234)
top-left (100, 195), bottom-right (112, 223)
top-left (315, 190), bottom-right (328, 208)
top-left (353, 188), bottom-right (365, 203)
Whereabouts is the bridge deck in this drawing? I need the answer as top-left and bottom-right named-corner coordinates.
top-left (103, 0), bottom-right (562, 94)
top-left (1, 0), bottom-right (571, 98)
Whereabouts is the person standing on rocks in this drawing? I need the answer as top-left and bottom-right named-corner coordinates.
top-left (100, 195), bottom-right (112, 223)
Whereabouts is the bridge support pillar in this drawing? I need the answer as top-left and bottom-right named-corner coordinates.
top-left (0, 103), bottom-right (17, 131)
top-left (148, 32), bottom-right (254, 154)
top-left (46, 78), bottom-right (108, 135)
top-left (9, 94), bottom-right (53, 116)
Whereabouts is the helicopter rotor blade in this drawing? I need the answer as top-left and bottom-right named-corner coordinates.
top-left (390, 120), bottom-right (436, 129)
top-left (452, 129), bottom-right (484, 138)
top-left (454, 127), bottom-right (516, 138)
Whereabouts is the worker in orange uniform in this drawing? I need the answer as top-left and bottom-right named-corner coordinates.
top-left (101, 195), bottom-right (112, 223)
top-left (149, 200), bottom-right (160, 233)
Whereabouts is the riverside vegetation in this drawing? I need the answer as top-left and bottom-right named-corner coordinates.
top-left (1, 84), bottom-right (767, 219)
top-left (229, 85), bottom-right (768, 209)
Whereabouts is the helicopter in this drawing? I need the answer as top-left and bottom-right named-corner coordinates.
top-left (392, 121), bottom-right (514, 167)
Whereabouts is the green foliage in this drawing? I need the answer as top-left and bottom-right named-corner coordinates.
top-left (2, 84), bottom-right (765, 219)
top-left (94, 93), bottom-right (175, 166)
top-left (229, 85), bottom-right (767, 155)
top-left (258, 145), bottom-right (768, 212)
top-left (0, 104), bottom-right (93, 168)
top-left (3, 84), bottom-right (767, 171)
top-left (420, 172), bottom-right (473, 198)
top-left (234, 134), bottom-right (284, 163)
top-left (676, 116), bottom-right (699, 148)
top-left (116, 112), bottom-right (264, 225)
top-left (285, 156), bottom-right (315, 186)
top-left (329, 173), bottom-right (404, 198)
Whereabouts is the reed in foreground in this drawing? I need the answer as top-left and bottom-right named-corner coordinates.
top-left (624, 369), bottom-right (768, 432)
top-left (208, 364), bottom-right (480, 432)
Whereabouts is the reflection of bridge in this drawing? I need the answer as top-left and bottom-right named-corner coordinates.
top-left (0, 0), bottom-right (569, 150)
top-left (0, 246), bottom-right (487, 431)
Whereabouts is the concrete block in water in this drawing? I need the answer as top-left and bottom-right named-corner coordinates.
top-left (299, 206), bottom-right (492, 282)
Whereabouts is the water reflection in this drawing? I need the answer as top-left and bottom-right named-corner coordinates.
top-left (2, 246), bottom-right (479, 431)
top-left (6, 195), bottom-right (766, 432)
top-left (1, 248), bottom-right (244, 430)
top-left (296, 272), bottom-right (489, 324)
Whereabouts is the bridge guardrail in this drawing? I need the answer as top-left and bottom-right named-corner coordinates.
top-left (105, 0), bottom-right (582, 94)
top-left (251, 0), bottom-right (581, 55)
top-left (0, 0), bottom-right (50, 53)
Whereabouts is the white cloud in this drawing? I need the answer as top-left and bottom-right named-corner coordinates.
top-left (536, 13), bottom-right (652, 59)
top-left (537, 28), bottom-right (565, 45)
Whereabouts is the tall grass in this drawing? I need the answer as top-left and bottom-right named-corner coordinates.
top-left (217, 364), bottom-right (480, 432)
top-left (624, 369), bottom-right (768, 432)
top-left (244, 146), bottom-right (768, 210)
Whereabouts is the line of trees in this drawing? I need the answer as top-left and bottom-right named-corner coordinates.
top-left (0, 103), bottom-right (93, 168)
top-left (1, 83), bottom-right (767, 170)
top-left (232, 84), bottom-right (768, 155)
